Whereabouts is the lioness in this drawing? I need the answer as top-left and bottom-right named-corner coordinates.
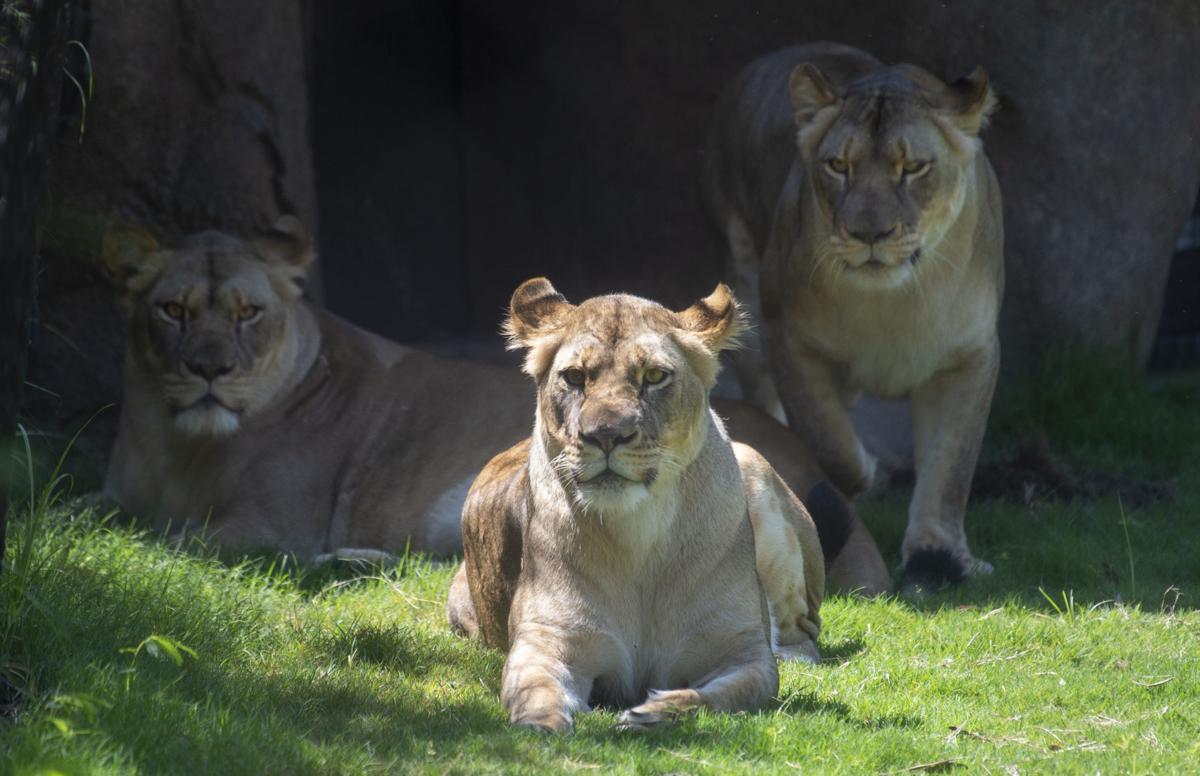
top-left (704, 42), bottom-right (1004, 585)
top-left (446, 278), bottom-right (824, 731)
top-left (103, 217), bottom-right (534, 557)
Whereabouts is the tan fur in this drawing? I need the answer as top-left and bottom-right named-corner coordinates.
top-left (447, 279), bottom-right (824, 732)
top-left (716, 399), bottom-right (890, 596)
top-left (704, 42), bottom-right (1004, 578)
top-left (104, 218), bottom-right (533, 557)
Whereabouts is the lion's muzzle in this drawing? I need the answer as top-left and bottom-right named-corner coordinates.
top-left (181, 333), bottom-right (237, 382)
top-left (579, 418), bottom-right (638, 454)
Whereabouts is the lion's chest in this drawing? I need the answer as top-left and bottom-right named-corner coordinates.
top-left (792, 274), bottom-right (998, 398)
top-left (546, 557), bottom-right (757, 707)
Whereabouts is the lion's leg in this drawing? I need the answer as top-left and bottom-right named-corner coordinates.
top-left (733, 444), bottom-right (823, 663)
top-left (826, 517), bottom-right (893, 597)
top-left (445, 562), bottom-right (478, 639)
top-left (617, 653), bottom-right (777, 730)
top-left (770, 342), bottom-right (877, 498)
top-left (313, 547), bottom-right (397, 565)
top-left (724, 211), bottom-right (786, 423)
top-left (757, 513), bottom-right (821, 663)
top-left (501, 629), bottom-right (593, 733)
top-left (903, 340), bottom-right (1000, 586)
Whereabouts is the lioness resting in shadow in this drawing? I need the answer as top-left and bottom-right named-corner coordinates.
top-left (704, 42), bottom-right (1004, 587)
top-left (104, 217), bottom-right (534, 558)
top-left (447, 278), bottom-right (826, 731)
top-left (103, 217), bottom-right (888, 594)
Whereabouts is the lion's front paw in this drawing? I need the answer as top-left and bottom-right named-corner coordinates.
top-left (774, 639), bottom-right (820, 664)
top-left (900, 546), bottom-right (993, 594)
top-left (963, 556), bottom-right (994, 577)
top-left (511, 707), bottom-right (573, 733)
top-left (616, 689), bottom-right (701, 731)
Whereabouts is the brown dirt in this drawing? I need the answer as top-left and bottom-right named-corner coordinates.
top-left (884, 436), bottom-right (1173, 510)
top-left (969, 437), bottom-right (1173, 509)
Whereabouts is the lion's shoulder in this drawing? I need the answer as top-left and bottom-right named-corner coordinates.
top-left (461, 438), bottom-right (533, 651)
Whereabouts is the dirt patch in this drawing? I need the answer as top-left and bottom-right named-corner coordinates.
top-left (970, 437), bottom-right (1173, 509)
top-left (884, 436), bottom-right (1173, 509)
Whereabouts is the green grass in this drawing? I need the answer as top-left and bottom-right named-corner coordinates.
top-left (2, 360), bottom-right (1199, 774)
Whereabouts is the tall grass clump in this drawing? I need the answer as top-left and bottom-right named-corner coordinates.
top-left (0, 429), bottom-right (307, 771)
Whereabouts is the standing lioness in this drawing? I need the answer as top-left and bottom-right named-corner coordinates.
top-left (704, 43), bottom-right (1004, 585)
top-left (447, 278), bottom-right (824, 732)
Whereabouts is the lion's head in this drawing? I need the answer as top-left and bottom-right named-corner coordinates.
top-left (107, 216), bottom-right (315, 437)
top-left (788, 61), bottom-right (998, 290)
top-left (504, 278), bottom-right (744, 515)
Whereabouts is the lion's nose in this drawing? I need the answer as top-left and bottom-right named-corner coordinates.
top-left (185, 358), bottom-right (234, 381)
top-left (580, 422), bottom-right (638, 453)
top-left (848, 223), bottom-right (899, 245)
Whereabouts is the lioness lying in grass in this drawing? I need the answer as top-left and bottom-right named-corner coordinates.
top-left (448, 278), bottom-right (827, 731)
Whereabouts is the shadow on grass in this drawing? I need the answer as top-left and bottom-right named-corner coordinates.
top-left (6, 521), bottom-right (836, 771)
top-left (859, 485), bottom-right (1199, 613)
top-left (305, 620), bottom-right (461, 675)
top-left (102, 664), bottom-right (536, 774)
top-left (818, 637), bottom-right (866, 664)
top-left (4, 523), bottom-right (915, 774)
top-left (857, 360), bottom-right (1200, 613)
top-left (776, 689), bottom-right (919, 729)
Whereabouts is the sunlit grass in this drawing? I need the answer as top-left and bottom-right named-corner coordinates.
top-left (2, 363), bottom-right (1198, 774)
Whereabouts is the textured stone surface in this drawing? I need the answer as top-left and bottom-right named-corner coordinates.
top-left (47, 0), bottom-right (316, 236)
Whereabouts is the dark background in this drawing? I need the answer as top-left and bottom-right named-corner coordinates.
top-left (309, 0), bottom-right (1200, 358)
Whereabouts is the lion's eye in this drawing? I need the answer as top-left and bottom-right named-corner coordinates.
top-left (901, 160), bottom-right (931, 177)
top-left (237, 305), bottom-right (263, 322)
top-left (643, 368), bottom-right (669, 385)
top-left (825, 158), bottom-right (849, 175)
top-left (562, 368), bottom-right (586, 387)
top-left (160, 302), bottom-right (186, 321)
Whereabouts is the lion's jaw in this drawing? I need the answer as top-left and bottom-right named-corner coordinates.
top-left (528, 411), bottom-right (712, 566)
top-left (171, 309), bottom-right (315, 439)
top-left (533, 407), bottom-right (707, 520)
top-left (174, 400), bottom-right (242, 437)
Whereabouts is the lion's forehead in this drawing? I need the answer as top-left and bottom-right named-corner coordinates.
top-left (553, 330), bottom-right (681, 373)
top-left (831, 110), bottom-right (948, 161)
top-left (149, 250), bottom-right (279, 306)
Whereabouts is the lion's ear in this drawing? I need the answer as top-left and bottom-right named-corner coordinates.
top-left (788, 63), bottom-right (839, 126)
top-left (254, 215), bottom-right (314, 296)
top-left (677, 283), bottom-right (745, 355)
top-left (943, 66), bottom-right (998, 136)
top-left (102, 225), bottom-right (165, 299)
top-left (504, 277), bottom-right (574, 347)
